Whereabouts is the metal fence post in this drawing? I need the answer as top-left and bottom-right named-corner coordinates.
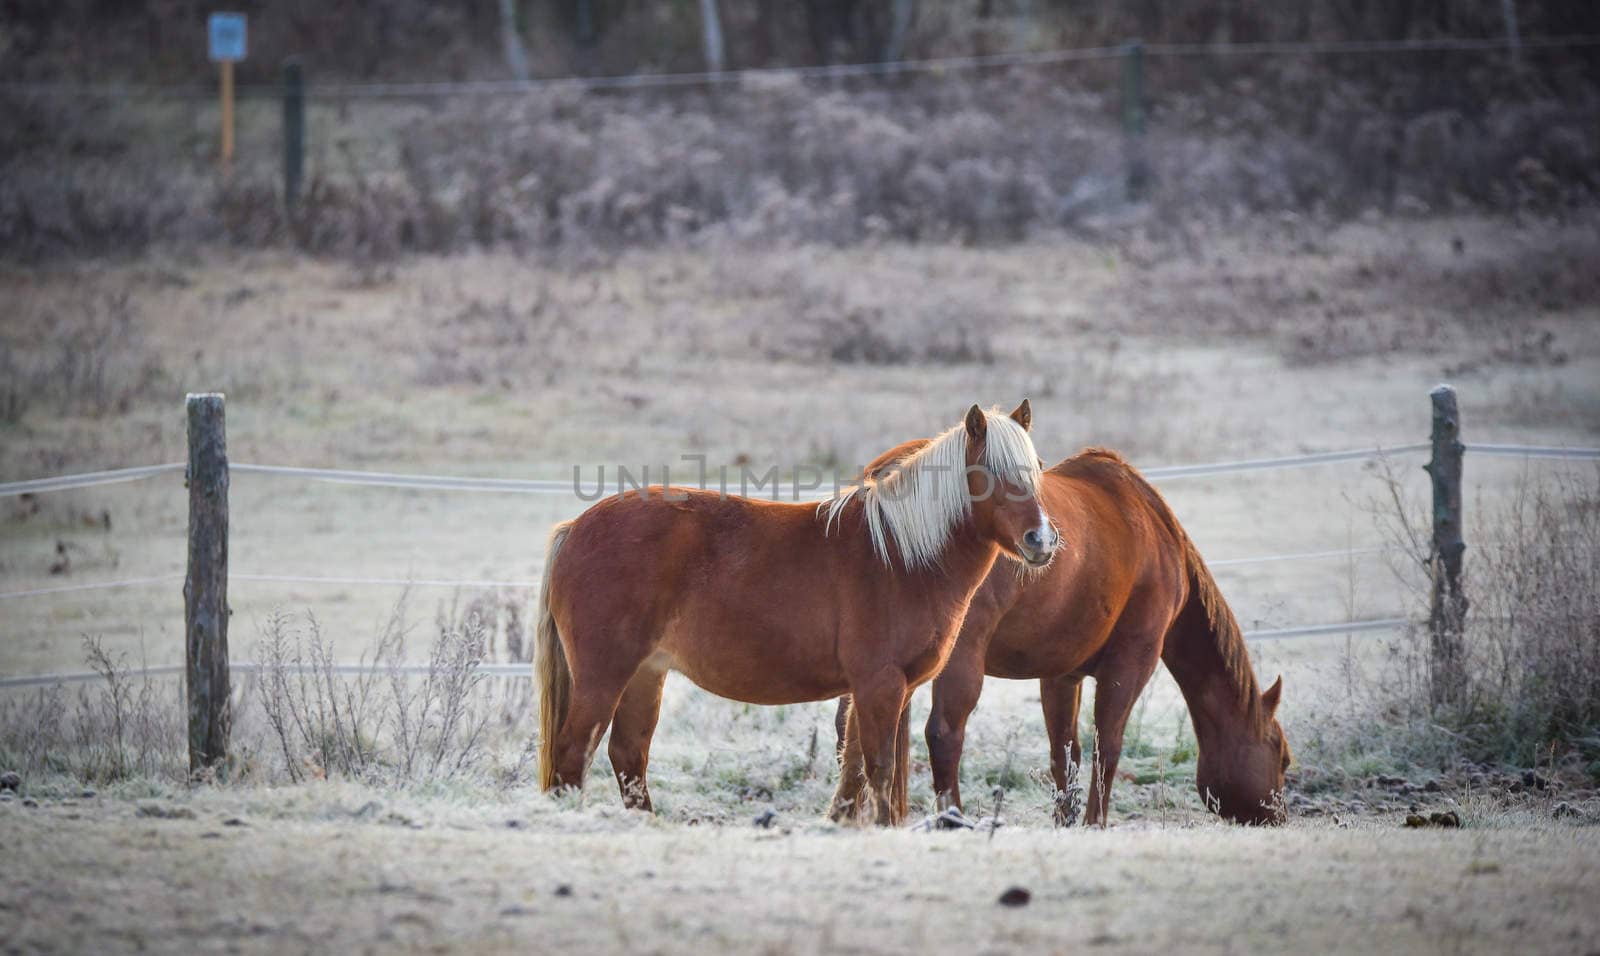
top-left (1425, 384), bottom-right (1467, 707)
top-left (282, 59), bottom-right (305, 213)
top-left (185, 393), bottom-right (231, 776)
top-left (1122, 39), bottom-right (1147, 200)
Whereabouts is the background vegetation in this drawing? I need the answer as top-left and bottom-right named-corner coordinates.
top-left (2, 1), bottom-right (1598, 258)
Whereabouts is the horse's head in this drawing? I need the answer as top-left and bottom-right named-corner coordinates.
top-left (959, 401), bottom-right (1057, 568)
top-left (836, 401), bottom-right (1055, 571)
top-left (1196, 675), bottom-right (1290, 825)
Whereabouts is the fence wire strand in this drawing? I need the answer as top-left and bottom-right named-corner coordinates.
top-left (0, 616), bottom-right (1410, 689)
top-left (11, 440), bottom-right (1592, 499)
top-left (0, 544), bottom-right (1406, 603)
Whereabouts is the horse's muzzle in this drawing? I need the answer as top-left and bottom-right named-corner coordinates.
top-left (1020, 527), bottom-right (1059, 567)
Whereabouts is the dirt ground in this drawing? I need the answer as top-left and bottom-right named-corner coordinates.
top-left (2, 786), bottom-right (1597, 956)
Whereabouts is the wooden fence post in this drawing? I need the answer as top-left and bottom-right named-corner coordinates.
top-left (1425, 384), bottom-right (1467, 707)
top-left (185, 393), bottom-right (231, 776)
top-left (1122, 39), bottom-right (1148, 200)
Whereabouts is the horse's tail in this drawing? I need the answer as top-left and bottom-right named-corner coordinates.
top-left (536, 520), bottom-right (575, 791)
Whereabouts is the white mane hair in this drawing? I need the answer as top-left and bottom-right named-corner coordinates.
top-left (820, 409), bottom-right (1042, 569)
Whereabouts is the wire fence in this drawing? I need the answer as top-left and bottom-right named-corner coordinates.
top-left (0, 615), bottom-right (1422, 691)
top-left (3, 437), bottom-right (1596, 691)
top-left (0, 546), bottom-right (1401, 602)
top-left (3, 441), bottom-right (1594, 502)
top-left (5, 34), bottom-right (1598, 102)
top-left (0, 660), bottom-right (539, 690)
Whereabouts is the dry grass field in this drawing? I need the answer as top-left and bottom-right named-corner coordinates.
top-left (3, 213), bottom-right (1599, 952)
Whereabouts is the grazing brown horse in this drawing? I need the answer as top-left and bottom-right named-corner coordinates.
top-left (535, 403), bottom-right (1056, 824)
top-left (838, 446), bottom-right (1290, 826)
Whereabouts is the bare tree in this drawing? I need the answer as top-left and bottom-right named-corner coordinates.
top-left (699, 0), bottom-right (726, 73)
top-left (575, 0), bottom-right (596, 48)
top-left (497, 0), bottom-right (530, 82)
top-left (884, 0), bottom-right (915, 61)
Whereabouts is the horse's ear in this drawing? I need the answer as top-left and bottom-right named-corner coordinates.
top-left (964, 404), bottom-right (987, 442)
top-left (1009, 399), bottom-right (1032, 432)
top-left (1261, 675), bottom-right (1283, 716)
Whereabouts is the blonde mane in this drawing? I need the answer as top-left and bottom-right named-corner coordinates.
top-left (820, 410), bottom-right (1042, 569)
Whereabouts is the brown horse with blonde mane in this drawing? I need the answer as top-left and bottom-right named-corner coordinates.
top-left (837, 445), bottom-right (1290, 826)
top-left (535, 403), bottom-right (1056, 824)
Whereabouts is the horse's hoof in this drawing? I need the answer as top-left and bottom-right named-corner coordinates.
top-left (1053, 788), bottom-right (1084, 827)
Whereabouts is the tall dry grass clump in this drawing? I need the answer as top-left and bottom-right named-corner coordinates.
top-left (257, 595), bottom-right (495, 784)
top-left (1307, 467), bottom-right (1600, 780)
top-left (1454, 469), bottom-right (1600, 759)
top-left (0, 594), bottom-right (535, 791)
top-left (0, 637), bottom-right (186, 786)
top-left (0, 293), bottom-right (168, 424)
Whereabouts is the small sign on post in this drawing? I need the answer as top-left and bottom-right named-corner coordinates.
top-left (208, 12), bottom-right (247, 170)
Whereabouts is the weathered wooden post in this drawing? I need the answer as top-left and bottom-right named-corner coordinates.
top-left (282, 59), bottom-right (305, 212)
top-left (1424, 384), bottom-right (1467, 707)
top-left (185, 393), bottom-right (231, 775)
top-left (1122, 39), bottom-right (1148, 200)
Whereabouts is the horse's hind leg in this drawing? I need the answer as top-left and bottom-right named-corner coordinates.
top-left (549, 649), bottom-right (647, 795)
top-left (833, 696), bottom-right (850, 760)
top-left (1040, 674), bottom-right (1085, 826)
top-left (891, 701), bottom-right (911, 822)
top-left (608, 660), bottom-right (669, 812)
top-left (924, 651), bottom-right (985, 814)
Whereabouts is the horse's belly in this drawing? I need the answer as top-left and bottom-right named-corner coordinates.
top-left (659, 606), bottom-right (844, 705)
top-left (985, 621), bottom-right (1105, 680)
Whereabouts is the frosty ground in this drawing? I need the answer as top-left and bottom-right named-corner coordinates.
top-left (3, 784), bottom-right (1598, 955)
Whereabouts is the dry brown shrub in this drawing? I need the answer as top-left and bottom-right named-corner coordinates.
top-left (0, 292), bottom-right (167, 419)
top-left (256, 595), bottom-right (495, 784)
top-left (0, 637), bottom-right (185, 785)
top-left (1303, 466), bottom-right (1600, 780)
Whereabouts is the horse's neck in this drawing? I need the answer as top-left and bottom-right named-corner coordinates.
top-left (904, 523), bottom-right (1001, 612)
top-left (1161, 614), bottom-right (1258, 744)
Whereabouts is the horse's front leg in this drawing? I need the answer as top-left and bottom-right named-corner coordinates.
top-left (843, 671), bottom-right (910, 826)
top-left (837, 694), bottom-right (911, 821)
top-left (1040, 673), bottom-right (1085, 826)
top-left (1085, 636), bottom-right (1162, 826)
top-left (890, 701), bottom-right (911, 822)
top-left (925, 645), bottom-right (986, 813)
top-left (827, 699), bottom-right (867, 822)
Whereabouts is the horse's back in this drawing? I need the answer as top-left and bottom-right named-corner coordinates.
top-left (549, 488), bottom-right (850, 701)
top-left (979, 449), bottom-right (1191, 677)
